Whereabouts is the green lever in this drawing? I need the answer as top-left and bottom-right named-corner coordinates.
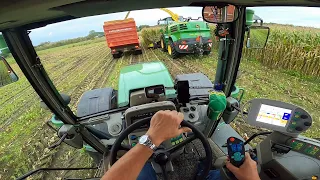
top-left (207, 91), bottom-right (227, 121)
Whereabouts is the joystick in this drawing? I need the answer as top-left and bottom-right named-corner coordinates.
top-left (227, 137), bottom-right (245, 167)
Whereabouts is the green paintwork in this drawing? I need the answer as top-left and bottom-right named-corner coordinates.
top-left (118, 61), bottom-right (176, 107)
top-left (51, 115), bottom-right (64, 128)
top-left (0, 35), bottom-right (10, 56)
top-left (246, 9), bottom-right (255, 26)
top-left (162, 21), bottom-right (211, 47)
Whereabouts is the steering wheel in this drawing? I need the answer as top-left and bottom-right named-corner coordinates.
top-left (110, 117), bottom-right (212, 180)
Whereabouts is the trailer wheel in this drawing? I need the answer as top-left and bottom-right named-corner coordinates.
top-left (203, 51), bottom-right (211, 55)
top-left (112, 51), bottom-right (122, 59)
top-left (168, 40), bottom-right (179, 59)
top-left (160, 36), bottom-right (167, 52)
top-left (134, 49), bottom-right (142, 55)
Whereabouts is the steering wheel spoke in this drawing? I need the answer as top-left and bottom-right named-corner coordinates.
top-left (167, 135), bottom-right (197, 153)
top-left (120, 144), bottom-right (131, 151)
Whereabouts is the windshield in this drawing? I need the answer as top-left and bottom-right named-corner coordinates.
top-left (0, 6), bottom-right (319, 179)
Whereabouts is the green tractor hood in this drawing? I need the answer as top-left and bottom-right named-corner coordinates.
top-left (118, 61), bottom-right (176, 107)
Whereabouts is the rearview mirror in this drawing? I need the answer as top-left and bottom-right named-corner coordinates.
top-left (0, 56), bottom-right (18, 87)
top-left (202, 4), bottom-right (239, 23)
top-left (246, 26), bottom-right (270, 49)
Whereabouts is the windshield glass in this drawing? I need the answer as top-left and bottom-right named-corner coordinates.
top-left (0, 6), bottom-right (319, 179)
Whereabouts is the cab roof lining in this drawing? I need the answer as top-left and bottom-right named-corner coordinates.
top-left (0, 0), bottom-right (319, 31)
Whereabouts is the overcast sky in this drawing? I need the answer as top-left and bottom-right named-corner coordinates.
top-left (29, 6), bottom-right (320, 46)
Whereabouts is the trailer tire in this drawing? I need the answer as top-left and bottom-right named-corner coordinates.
top-left (112, 52), bottom-right (122, 59)
top-left (112, 54), bottom-right (120, 59)
top-left (160, 36), bottom-right (167, 52)
top-left (203, 51), bottom-right (211, 55)
top-left (134, 49), bottom-right (142, 55)
top-left (168, 40), bottom-right (179, 59)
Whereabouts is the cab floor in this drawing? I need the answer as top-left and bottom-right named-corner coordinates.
top-left (157, 139), bottom-right (210, 180)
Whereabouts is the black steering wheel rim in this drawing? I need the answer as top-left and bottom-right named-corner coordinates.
top-left (110, 117), bottom-right (212, 180)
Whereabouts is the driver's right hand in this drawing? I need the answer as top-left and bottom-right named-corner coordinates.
top-left (226, 152), bottom-right (261, 180)
top-left (146, 110), bottom-right (192, 146)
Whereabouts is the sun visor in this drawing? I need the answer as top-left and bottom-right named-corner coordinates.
top-left (51, 0), bottom-right (193, 17)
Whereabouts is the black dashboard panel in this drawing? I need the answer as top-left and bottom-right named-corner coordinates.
top-left (124, 101), bottom-right (176, 127)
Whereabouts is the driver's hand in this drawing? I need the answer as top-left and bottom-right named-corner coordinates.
top-left (147, 110), bottom-right (192, 146)
top-left (226, 152), bottom-right (260, 180)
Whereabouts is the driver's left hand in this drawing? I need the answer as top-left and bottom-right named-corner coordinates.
top-left (147, 110), bottom-right (192, 146)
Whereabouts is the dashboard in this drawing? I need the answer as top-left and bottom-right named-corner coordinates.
top-left (287, 137), bottom-right (320, 160)
top-left (124, 101), bottom-right (208, 148)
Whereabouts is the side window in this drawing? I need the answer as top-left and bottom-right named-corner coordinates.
top-left (0, 33), bottom-right (19, 87)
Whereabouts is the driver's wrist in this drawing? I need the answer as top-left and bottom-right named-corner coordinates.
top-left (146, 131), bottom-right (162, 146)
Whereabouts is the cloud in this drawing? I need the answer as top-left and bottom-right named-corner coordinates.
top-left (250, 7), bottom-right (320, 28)
top-left (29, 6), bottom-right (320, 45)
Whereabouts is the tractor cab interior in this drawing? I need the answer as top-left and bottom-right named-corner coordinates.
top-left (0, 1), bottom-right (319, 180)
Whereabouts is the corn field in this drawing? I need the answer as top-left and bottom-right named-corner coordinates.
top-left (243, 24), bottom-right (320, 77)
top-left (142, 23), bottom-right (320, 77)
top-left (140, 26), bottom-right (163, 46)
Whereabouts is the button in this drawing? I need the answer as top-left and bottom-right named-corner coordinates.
top-left (292, 122), bottom-right (296, 125)
top-left (233, 152), bottom-right (242, 161)
top-left (230, 137), bottom-right (235, 142)
top-left (183, 108), bottom-right (189, 112)
top-left (294, 115), bottom-right (300, 118)
top-left (179, 138), bottom-right (183, 142)
top-left (301, 114), bottom-right (308, 119)
top-left (295, 111), bottom-right (301, 115)
top-left (304, 122), bottom-right (311, 126)
top-left (131, 142), bottom-right (137, 147)
top-left (295, 127), bottom-right (303, 131)
top-left (189, 113), bottom-right (195, 119)
top-left (190, 106), bottom-right (196, 111)
top-left (130, 135), bottom-right (137, 140)
top-left (290, 124), bottom-right (296, 128)
top-left (175, 140), bottom-right (179, 144)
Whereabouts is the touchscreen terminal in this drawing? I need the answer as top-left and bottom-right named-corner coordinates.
top-left (256, 104), bottom-right (291, 127)
top-left (246, 99), bottom-right (312, 134)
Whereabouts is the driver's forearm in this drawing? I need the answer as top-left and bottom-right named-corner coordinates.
top-left (102, 144), bottom-right (153, 180)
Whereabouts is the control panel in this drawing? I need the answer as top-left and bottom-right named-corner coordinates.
top-left (180, 103), bottom-right (199, 122)
top-left (286, 138), bottom-right (320, 160)
top-left (245, 99), bottom-right (312, 135)
top-left (128, 130), bottom-right (146, 147)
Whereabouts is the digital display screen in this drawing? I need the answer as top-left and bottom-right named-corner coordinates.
top-left (256, 104), bottom-right (292, 127)
top-left (231, 144), bottom-right (243, 152)
top-left (304, 145), bottom-right (320, 156)
top-left (145, 85), bottom-right (165, 98)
